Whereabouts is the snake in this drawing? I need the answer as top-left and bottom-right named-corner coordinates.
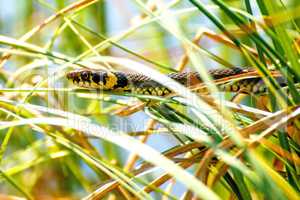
top-left (66, 67), bottom-right (287, 96)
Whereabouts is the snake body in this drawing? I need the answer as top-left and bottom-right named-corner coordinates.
top-left (66, 67), bottom-right (287, 96)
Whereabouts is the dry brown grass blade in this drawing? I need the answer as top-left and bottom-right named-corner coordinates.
top-left (241, 106), bottom-right (300, 135)
top-left (249, 108), bottom-right (300, 147)
top-left (259, 138), bottom-right (300, 166)
top-left (113, 102), bottom-right (146, 117)
top-left (286, 122), bottom-right (300, 145)
top-left (116, 187), bottom-right (134, 200)
top-left (142, 152), bottom-right (205, 194)
top-left (255, 96), bottom-right (271, 111)
top-left (199, 94), bottom-right (271, 120)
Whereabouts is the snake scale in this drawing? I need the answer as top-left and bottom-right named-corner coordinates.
top-left (66, 67), bottom-right (287, 96)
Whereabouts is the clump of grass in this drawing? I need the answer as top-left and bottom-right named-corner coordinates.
top-left (0, 0), bottom-right (299, 199)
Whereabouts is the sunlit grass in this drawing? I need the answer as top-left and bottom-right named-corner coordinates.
top-left (0, 0), bottom-right (299, 199)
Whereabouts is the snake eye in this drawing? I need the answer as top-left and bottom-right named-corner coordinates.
top-left (81, 71), bottom-right (90, 81)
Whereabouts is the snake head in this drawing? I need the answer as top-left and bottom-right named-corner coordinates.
top-left (66, 71), bottom-right (80, 82)
top-left (66, 70), bottom-right (113, 89)
top-left (66, 70), bottom-right (93, 86)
